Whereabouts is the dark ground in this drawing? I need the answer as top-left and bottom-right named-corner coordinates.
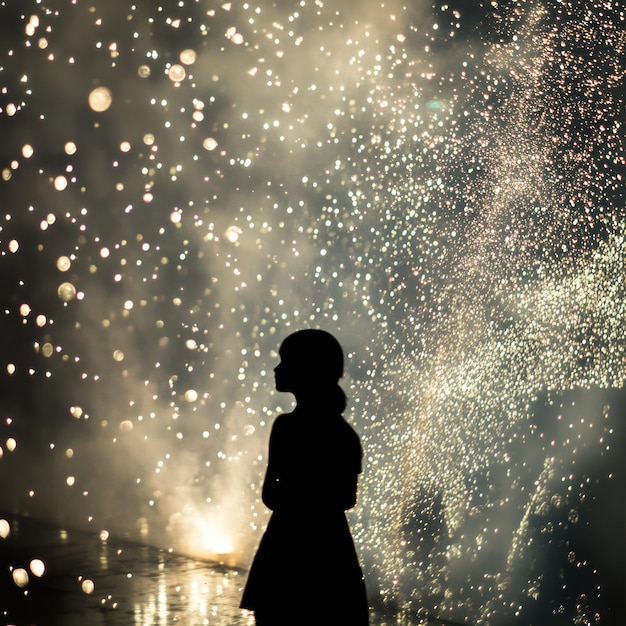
top-left (0, 513), bottom-right (424, 626)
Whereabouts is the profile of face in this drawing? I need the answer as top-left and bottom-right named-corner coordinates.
top-left (273, 351), bottom-right (300, 393)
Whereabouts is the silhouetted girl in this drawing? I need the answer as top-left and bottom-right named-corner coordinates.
top-left (240, 329), bottom-right (369, 626)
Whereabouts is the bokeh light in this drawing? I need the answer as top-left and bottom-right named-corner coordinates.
top-left (81, 578), bottom-right (95, 595)
top-left (0, 1), bottom-right (623, 624)
top-left (29, 558), bottom-right (45, 578)
top-left (12, 568), bottom-right (29, 588)
top-left (0, 518), bottom-right (10, 539)
top-left (88, 86), bottom-right (113, 112)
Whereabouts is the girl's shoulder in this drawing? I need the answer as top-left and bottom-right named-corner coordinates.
top-left (337, 415), bottom-right (361, 439)
top-left (271, 411), bottom-right (297, 434)
top-left (273, 411), bottom-right (295, 423)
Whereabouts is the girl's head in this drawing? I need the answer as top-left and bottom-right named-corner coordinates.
top-left (274, 329), bottom-right (347, 412)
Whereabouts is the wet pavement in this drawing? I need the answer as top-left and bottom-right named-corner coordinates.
top-left (0, 514), bottom-right (414, 626)
top-left (0, 514), bottom-right (255, 626)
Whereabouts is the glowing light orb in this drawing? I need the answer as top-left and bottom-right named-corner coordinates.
top-left (29, 559), bottom-right (45, 577)
top-left (53, 175), bottom-right (68, 191)
top-left (12, 568), bottom-right (29, 588)
top-left (168, 64), bottom-right (186, 82)
top-left (88, 86), bottom-right (112, 112)
top-left (225, 225), bottom-right (241, 243)
top-left (0, 519), bottom-right (10, 539)
top-left (56, 256), bottom-right (72, 271)
top-left (69, 406), bottom-right (83, 419)
top-left (81, 578), bottom-right (95, 594)
top-left (57, 282), bottom-right (76, 301)
top-left (184, 389), bottom-right (198, 402)
top-left (202, 137), bottom-right (218, 151)
top-left (179, 49), bottom-right (197, 65)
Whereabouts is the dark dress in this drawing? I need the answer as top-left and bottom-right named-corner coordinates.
top-left (240, 409), bottom-right (369, 625)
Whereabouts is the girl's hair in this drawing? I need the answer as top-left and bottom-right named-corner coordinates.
top-left (280, 329), bottom-right (347, 413)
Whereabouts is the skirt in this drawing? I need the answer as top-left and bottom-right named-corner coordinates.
top-left (240, 509), bottom-right (369, 625)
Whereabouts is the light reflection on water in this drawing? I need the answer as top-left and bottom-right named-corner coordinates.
top-left (129, 556), bottom-right (252, 626)
top-left (0, 515), bottom-right (255, 626)
top-left (0, 514), bottom-right (447, 625)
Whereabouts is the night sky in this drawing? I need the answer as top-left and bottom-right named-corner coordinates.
top-left (0, 1), bottom-right (624, 623)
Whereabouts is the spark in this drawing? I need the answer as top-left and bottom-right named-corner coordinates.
top-left (0, 1), bottom-right (623, 623)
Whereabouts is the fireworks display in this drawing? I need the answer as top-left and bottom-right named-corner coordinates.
top-left (0, 0), bottom-right (624, 623)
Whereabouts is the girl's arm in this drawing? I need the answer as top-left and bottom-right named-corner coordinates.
top-left (337, 472), bottom-right (359, 511)
top-left (261, 417), bottom-right (284, 511)
top-left (261, 462), bottom-right (282, 510)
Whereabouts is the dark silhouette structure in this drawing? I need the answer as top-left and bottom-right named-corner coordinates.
top-left (240, 329), bottom-right (369, 625)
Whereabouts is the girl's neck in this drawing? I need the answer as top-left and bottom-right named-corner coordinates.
top-left (293, 394), bottom-right (320, 411)
top-left (292, 395), bottom-right (340, 416)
